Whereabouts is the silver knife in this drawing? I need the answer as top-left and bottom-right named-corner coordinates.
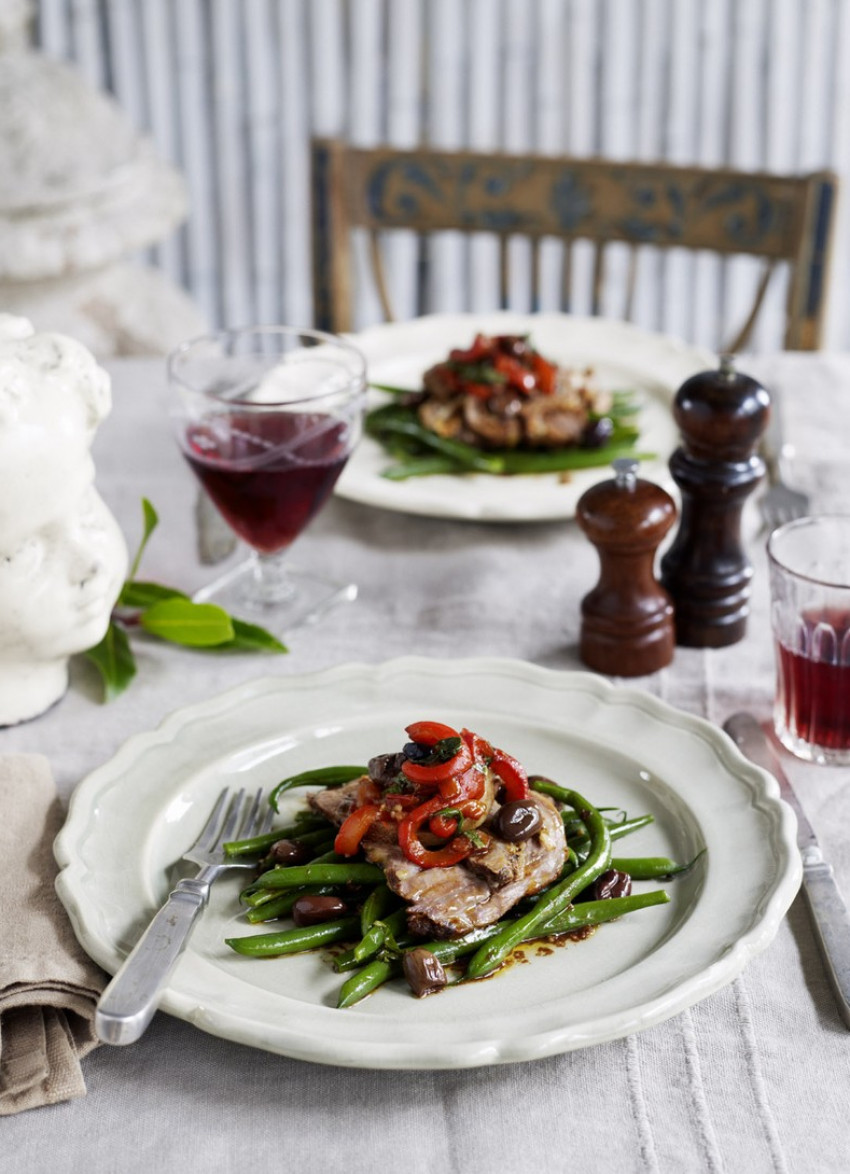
top-left (724, 712), bottom-right (850, 1029)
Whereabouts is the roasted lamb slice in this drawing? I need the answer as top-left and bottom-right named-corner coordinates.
top-left (309, 777), bottom-right (362, 825)
top-left (519, 394), bottom-right (588, 447)
top-left (309, 778), bottom-right (566, 940)
top-left (308, 776), bottom-right (401, 845)
top-left (363, 793), bottom-right (566, 939)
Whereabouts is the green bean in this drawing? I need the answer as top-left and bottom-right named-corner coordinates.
top-left (354, 907), bottom-right (408, 964)
top-left (382, 456), bottom-right (465, 480)
top-left (239, 849), bottom-right (346, 905)
top-left (337, 891), bottom-right (670, 1007)
top-left (254, 862), bottom-right (385, 890)
top-left (612, 850), bottom-right (705, 880)
top-left (223, 816), bottom-right (330, 858)
top-left (269, 766), bottom-right (367, 811)
top-left (610, 815), bottom-right (654, 839)
top-left (367, 408), bottom-right (501, 473)
top-left (332, 946), bottom-right (360, 973)
top-left (241, 886), bottom-right (284, 909)
top-left (544, 888), bottom-right (670, 928)
top-left (570, 815), bottom-right (656, 860)
top-left (465, 787), bottom-right (612, 979)
top-left (289, 827), bottom-right (338, 847)
top-left (366, 398), bottom-right (648, 481)
top-left (226, 916), bottom-right (361, 957)
top-left (424, 889), bottom-right (670, 966)
top-left (373, 427), bottom-right (649, 478)
top-left (359, 883), bottom-right (394, 935)
top-left (244, 885), bottom-right (338, 923)
top-left (369, 382), bottom-right (418, 396)
top-left (529, 776), bottom-right (577, 805)
top-left (338, 957), bottom-right (401, 1008)
top-left (533, 779), bottom-right (653, 835)
top-left (496, 445), bottom-right (652, 475)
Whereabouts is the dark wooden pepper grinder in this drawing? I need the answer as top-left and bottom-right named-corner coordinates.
top-left (660, 354), bottom-right (770, 647)
top-left (576, 457), bottom-right (677, 676)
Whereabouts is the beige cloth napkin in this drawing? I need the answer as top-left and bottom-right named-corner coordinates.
top-left (0, 754), bottom-right (106, 1115)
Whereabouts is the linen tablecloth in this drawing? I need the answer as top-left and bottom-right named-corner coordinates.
top-left (3, 352), bottom-right (849, 1173)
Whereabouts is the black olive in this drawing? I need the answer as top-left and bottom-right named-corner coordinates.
top-left (402, 741), bottom-right (432, 763)
top-left (496, 334), bottom-right (530, 359)
top-left (494, 800), bottom-right (542, 843)
top-left (590, 869), bottom-right (632, 900)
top-left (368, 752), bottom-right (406, 786)
top-left (581, 416), bottom-right (614, 449)
top-left (402, 948), bottom-right (448, 997)
top-left (267, 838), bottom-right (313, 866)
top-left (291, 895), bottom-right (349, 927)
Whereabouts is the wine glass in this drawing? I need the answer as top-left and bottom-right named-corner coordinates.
top-left (168, 326), bottom-right (367, 632)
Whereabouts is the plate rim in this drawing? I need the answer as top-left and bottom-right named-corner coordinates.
top-left (55, 657), bottom-right (801, 1068)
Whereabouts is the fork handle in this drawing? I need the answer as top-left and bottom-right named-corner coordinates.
top-left (94, 878), bottom-right (209, 1045)
top-left (762, 388), bottom-right (789, 483)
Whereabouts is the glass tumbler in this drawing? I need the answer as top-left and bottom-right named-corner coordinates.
top-left (768, 515), bottom-right (850, 764)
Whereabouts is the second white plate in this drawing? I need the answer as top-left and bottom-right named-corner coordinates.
top-left (336, 313), bottom-right (714, 521)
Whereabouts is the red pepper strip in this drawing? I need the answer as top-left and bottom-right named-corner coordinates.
top-left (398, 796), bottom-right (473, 869)
top-left (448, 333), bottom-right (493, 363)
top-left (429, 795), bottom-right (490, 838)
top-left (491, 749), bottom-right (530, 801)
top-left (458, 798), bottom-right (487, 823)
top-left (401, 740), bottom-right (472, 785)
top-left (404, 720), bottom-right (460, 746)
top-left (435, 728), bottom-right (490, 802)
top-left (531, 352), bottom-right (558, 395)
top-left (493, 352), bottom-right (536, 394)
top-left (462, 728), bottom-right (493, 760)
top-left (334, 804), bottom-right (381, 856)
top-left (438, 761), bottom-right (485, 803)
top-left (429, 809), bottom-right (460, 838)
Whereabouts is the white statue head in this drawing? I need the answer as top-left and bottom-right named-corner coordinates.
top-left (0, 316), bottom-right (127, 724)
top-left (0, 313), bottom-right (111, 547)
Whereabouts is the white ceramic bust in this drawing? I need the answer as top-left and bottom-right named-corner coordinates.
top-left (0, 315), bottom-right (127, 725)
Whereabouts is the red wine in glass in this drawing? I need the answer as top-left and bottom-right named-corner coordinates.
top-left (775, 607), bottom-right (850, 754)
top-left (183, 410), bottom-right (350, 554)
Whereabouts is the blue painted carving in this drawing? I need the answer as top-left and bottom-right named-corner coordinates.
top-left (367, 161), bottom-right (449, 221)
top-left (550, 170), bottom-right (592, 232)
top-left (702, 183), bottom-right (778, 246)
top-left (311, 142), bottom-right (333, 331)
top-left (806, 179), bottom-right (835, 316)
top-left (361, 154), bottom-right (801, 257)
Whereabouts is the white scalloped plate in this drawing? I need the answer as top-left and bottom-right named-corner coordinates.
top-left (55, 659), bottom-right (799, 1069)
top-left (335, 313), bottom-right (714, 521)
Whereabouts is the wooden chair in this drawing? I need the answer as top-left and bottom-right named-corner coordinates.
top-left (311, 138), bottom-right (838, 351)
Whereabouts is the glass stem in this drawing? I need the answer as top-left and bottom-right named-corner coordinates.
top-left (251, 550), bottom-right (294, 605)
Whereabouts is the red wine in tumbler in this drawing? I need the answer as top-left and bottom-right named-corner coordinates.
top-left (775, 607), bottom-right (850, 753)
top-left (184, 411), bottom-right (349, 553)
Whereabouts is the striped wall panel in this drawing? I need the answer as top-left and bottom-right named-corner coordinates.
top-left (31, 0), bottom-right (850, 352)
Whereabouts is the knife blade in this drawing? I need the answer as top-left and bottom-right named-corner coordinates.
top-left (723, 712), bottom-right (850, 1029)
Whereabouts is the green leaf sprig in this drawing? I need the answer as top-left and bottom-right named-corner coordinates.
top-left (83, 499), bottom-right (286, 701)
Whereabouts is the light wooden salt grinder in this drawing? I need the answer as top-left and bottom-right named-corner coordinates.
top-left (660, 355), bottom-right (770, 647)
top-left (576, 458), bottom-right (677, 676)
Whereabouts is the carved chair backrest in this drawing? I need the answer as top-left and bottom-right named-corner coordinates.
top-left (311, 138), bottom-right (837, 351)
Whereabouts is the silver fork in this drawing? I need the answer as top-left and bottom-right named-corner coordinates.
top-left (95, 787), bottom-right (273, 1045)
top-left (760, 389), bottom-right (810, 533)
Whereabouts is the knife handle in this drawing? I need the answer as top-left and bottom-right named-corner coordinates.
top-left (94, 878), bottom-right (208, 1045)
top-left (802, 858), bottom-right (850, 1029)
